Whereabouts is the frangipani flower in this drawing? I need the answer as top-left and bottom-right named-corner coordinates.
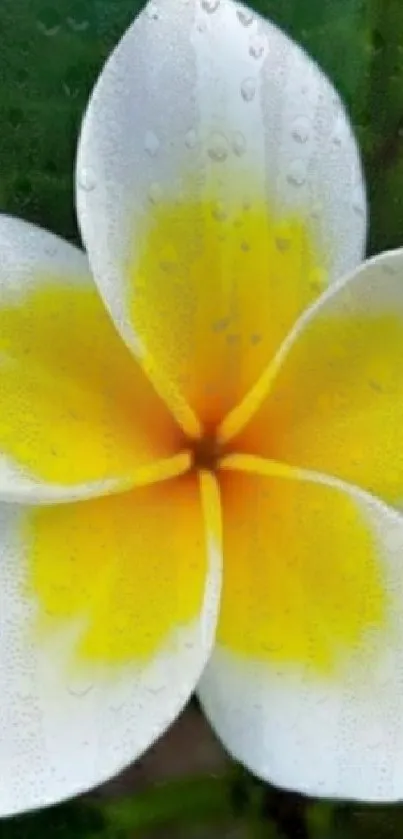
top-left (4, 0), bottom-right (403, 814)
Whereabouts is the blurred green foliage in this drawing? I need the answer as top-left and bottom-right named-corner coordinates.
top-left (1, 0), bottom-right (403, 836)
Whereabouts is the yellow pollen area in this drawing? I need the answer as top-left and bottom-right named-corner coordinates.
top-left (127, 184), bottom-right (326, 432)
top-left (26, 472), bottom-right (210, 667)
top-left (0, 279), bottom-right (181, 485)
top-left (218, 458), bottom-right (387, 676)
top-left (23, 186), bottom-right (385, 677)
top-left (237, 309), bottom-right (403, 506)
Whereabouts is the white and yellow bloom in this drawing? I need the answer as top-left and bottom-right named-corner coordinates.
top-left (2, 0), bottom-right (403, 814)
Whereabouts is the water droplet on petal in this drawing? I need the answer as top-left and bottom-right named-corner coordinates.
top-left (286, 160), bottom-right (307, 187)
top-left (232, 131), bottom-right (246, 156)
top-left (78, 166), bottom-right (97, 192)
top-left (207, 132), bottom-right (229, 162)
top-left (310, 201), bottom-right (322, 220)
top-left (44, 241), bottom-right (58, 257)
top-left (237, 7), bottom-right (254, 25)
top-left (212, 316), bottom-right (231, 332)
top-left (291, 116), bottom-right (310, 144)
top-left (212, 201), bottom-right (227, 221)
top-left (353, 200), bottom-right (365, 217)
top-left (185, 128), bottom-right (198, 149)
top-left (275, 236), bottom-right (291, 252)
top-left (241, 77), bottom-right (256, 102)
top-left (249, 35), bottom-right (265, 59)
top-left (308, 268), bottom-right (325, 293)
top-left (226, 333), bottom-right (241, 345)
top-left (67, 677), bottom-right (94, 698)
top-left (146, 3), bottom-right (160, 19)
top-left (149, 182), bottom-right (163, 203)
top-left (352, 184), bottom-right (365, 217)
top-left (144, 130), bottom-right (160, 157)
top-left (201, 0), bottom-right (220, 12)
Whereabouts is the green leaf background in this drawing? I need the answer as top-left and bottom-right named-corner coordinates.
top-left (1, 0), bottom-right (403, 836)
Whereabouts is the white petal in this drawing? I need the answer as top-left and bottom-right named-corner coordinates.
top-left (0, 473), bottom-right (221, 815)
top-left (0, 215), bottom-right (180, 503)
top-left (76, 0), bottom-right (366, 359)
top-left (199, 471), bottom-right (403, 802)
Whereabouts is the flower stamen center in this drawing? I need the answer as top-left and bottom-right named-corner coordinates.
top-left (191, 433), bottom-right (221, 472)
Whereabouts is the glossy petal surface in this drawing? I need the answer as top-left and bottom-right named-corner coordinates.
top-left (76, 0), bottom-right (365, 430)
top-left (0, 216), bottom-right (181, 503)
top-left (200, 462), bottom-right (403, 801)
top-left (0, 472), bottom-right (221, 815)
top-left (235, 249), bottom-right (403, 506)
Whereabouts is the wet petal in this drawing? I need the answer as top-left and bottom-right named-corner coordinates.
top-left (76, 0), bottom-right (365, 431)
top-left (200, 459), bottom-right (403, 801)
top-left (230, 248), bottom-right (403, 506)
top-left (0, 215), bottom-right (181, 502)
top-left (0, 471), bottom-right (221, 814)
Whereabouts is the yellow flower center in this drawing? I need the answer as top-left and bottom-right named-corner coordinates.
top-left (12, 184), bottom-right (387, 679)
top-left (191, 431), bottom-right (223, 472)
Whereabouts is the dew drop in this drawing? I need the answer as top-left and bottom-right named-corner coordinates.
top-left (63, 82), bottom-right (79, 99)
top-left (310, 201), bottom-right (323, 220)
top-left (67, 678), bottom-right (94, 698)
top-left (212, 201), bottom-right (227, 221)
top-left (146, 3), bottom-right (160, 19)
top-left (207, 132), bottom-right (229, 162)
top-left (36, 21), bottom-right (61, 36)
top-left (44, 241), bottom-right (58, 257)
top-left (275, 236), bottom-right (291, 252)
top-left (353, 201), bottom-right (365, 217)
top-left (144, 130), bottom-right (160, 157)
top-left (232, 131), bottom-right (246, 156)
top-left (201, 0), bottom-right (220, 12)
top-left (16, 68), bottom-right (29, 88)
top-left (8, 107), bottom-right (23, 129)
top-left (286, 160), bottom-right (307, 187)
top-left (63, 66), bottom-right (81, 99)
top-left (66, 15), bottom-right (89, 31)
top-left (291, 116), bottom-right (310, 144)
top-left (36, 7), bottom-right (61, 35)
top-left (237, 7), bottom-right (254, 25)
top-left (149, 182), bottom-right (163, 203)
top-left (352, 185), bottom-right (365, 217)
top-left (309, 268), bottom-right (324, 293)
top-left (185, 128), bottom-right (198, 149)
top-left (78, 166), bottom-right (97, 192)
top-left (249, 35), bottom-right (265, 59)
top-left (241, 77), bottom-right (256, 102)
top-left (212, 316), bottom-right (231, 331)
